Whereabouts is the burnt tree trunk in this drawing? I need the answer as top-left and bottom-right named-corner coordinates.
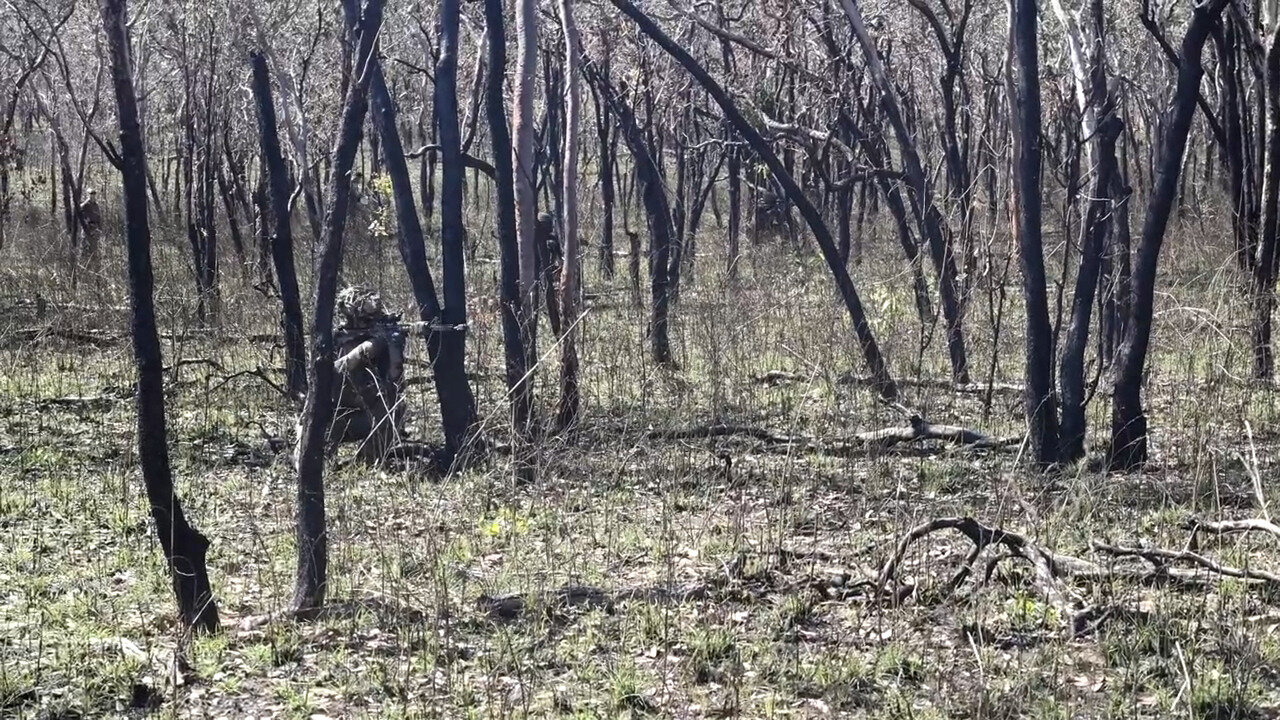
top-left (428, 0), bottom-right (483, 462)
top-left (555, 0), bottom-right (584, 430)
top-left (607, 0), bottom-right (898, 398)
top-left (250, 51), bottom-right (308, 399)
top-left (513, 0), bottom-right (540, 425)
top-left (101, 0), bottom-right (220, 634)
top-left (1008, 0), bottom-right (1059, 468)
top-left (1109, 0), bottom-right (1227, 472)
top-left (484, 0), bottom-right (533, 479)
top-left (587, 66), bottom-right (675, 366)
top-left (1252, 27), bottom-right (1280, 380)
top-left (292, 0), bottom-right (385, 613)
top-left (838, 0), bottom-right (970, 385)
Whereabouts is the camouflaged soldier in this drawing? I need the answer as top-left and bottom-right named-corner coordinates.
top-left (329, 286), bottom-right (409, 463)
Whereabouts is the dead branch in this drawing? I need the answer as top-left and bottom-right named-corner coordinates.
top-left (1091, 541), bottom-right (1280, 585)
top-left (647, 423), bottom-right (803, 444)
top-left (648, 416), bottom-right (1017, 457)
top-left (875, 517), bottom-right (1101, 615)
top-left (6, 326), bottom-right (119, 348)
top-left (851, 415), bottom-right (1018, 451)
top-left (1185, 517), bottom-right (1280, 543)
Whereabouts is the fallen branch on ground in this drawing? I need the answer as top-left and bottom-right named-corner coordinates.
top-left (7, 326), bottom-right (118, 348)
top-left (1185, 517), bottom-right (1280, 543)
top-left (649, 416), bottom-right (1018, 456)
top-left (1091, 541), bottom-right (1280, 586)
top-left (875, 517), bottom-right (1100, 616)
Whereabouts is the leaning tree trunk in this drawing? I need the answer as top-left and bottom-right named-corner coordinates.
top-left (587, 66), bottom-right (675, 366)
top-left (838, 0), bottom-right (970, 386)
top-left (606, 0), bottom-right (898, 399)
top-left (556, 0), bottom-right (583, 430)
top-left (100, 0), bottom-right (220, 634)
top-left (484, 0), bottom-right (533, 482)
top-left (249, 51), bottom-right (308, 399)
top-left (292, 0), bottom-right (385, 613)
top-left (1109, 0), bottom-right (1227, 472)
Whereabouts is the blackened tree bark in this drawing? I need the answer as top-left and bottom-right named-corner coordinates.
top-left (1109, 0), bottom-right (1228, 472)
top-left (589, 77), bottom-right (616, 278)
top-left (483, 0), bottom-right (534, 481)
top-left (369, 57), bottom-right (479, 463)
top-left (249, 51), bottom-right (308, 399)
top-left (1055, 0), bottom-right (1119, 462)
top-left (838, 0), bottom-right (970, 386)
top-left (605, 0), bottom-right (898, 399)
top-left (428, 0), bottom-right (483, 461)
top-left (1060, 119), bottom-right (1121, 461)
top-left (100, 0), bottom-right (219, 634)
top-left (1252, 24), bottom-right (1280, 379)
top-left (292, 0), bottom-right (385, 613)
top-left (586, 65), bottom-right (675, 365)
top-left (1009, 0), bottom-right (1059, 468)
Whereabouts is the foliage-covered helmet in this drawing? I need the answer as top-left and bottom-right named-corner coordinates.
top-left (336, 286), bottom-right (396, 329)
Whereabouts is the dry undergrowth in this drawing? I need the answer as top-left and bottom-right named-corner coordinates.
top-left (3, 213), bottom-right (1280, 719)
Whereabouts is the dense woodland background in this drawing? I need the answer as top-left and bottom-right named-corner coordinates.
top-left (5, 0), bottom-right (1280, 717)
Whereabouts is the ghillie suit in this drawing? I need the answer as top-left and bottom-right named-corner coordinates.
top-left (329, 286), bottom-right (409, 463)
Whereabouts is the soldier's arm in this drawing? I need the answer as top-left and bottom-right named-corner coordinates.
top-left (334, 335), bottom-right (388, 375)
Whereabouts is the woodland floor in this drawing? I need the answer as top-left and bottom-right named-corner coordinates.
top-left (3, 206), bottom-right (1280, 719)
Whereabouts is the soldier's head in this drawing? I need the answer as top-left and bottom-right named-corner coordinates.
top-left (336, 285), bottom-right (397, 331)
top-left (87, 188), bottom-right (97, 198)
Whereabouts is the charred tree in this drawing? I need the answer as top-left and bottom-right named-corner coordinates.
top-left (1252, 22), bottom-right (1280, 379)
top-left (1109, 0), bottom-right (1228, 471)
top-left (606, 0), bottom-right (898, 399)
top-left (292, 0), bottom-right (385, 613)
top-left (513, 0), bottom-right (540, 426)
top-left (1008, 0), bottom-right (1059, 468)
top-left (428, 0), bottom-right (483, 461)
top-left (100, 0), bottom-right (219, 634)
top-left (484, 0), bottom-right (534, 480)
top-left (556, 0), bottom-right (584, 430)
top-left (249, 51), bottom-right (308, 399)
top-left (586, 65), bottom-right (675, 365)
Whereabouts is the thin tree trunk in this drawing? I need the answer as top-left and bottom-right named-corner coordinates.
top-left (1109, 0), bottom-right (1227, 471)
top-left (513, 0), bottom-right (540, 432)
top-left (556, 0), bottom-right (583, 430)
top-left (606, 0), bottom-right (898, 398)
top-left (292, 0), bottom-right (385, 613)
top-left (1252, 26), bottom-right (1280, 380)
top-left (250, 51), bottom-right (308, 399)
top-left (1008, 0), bottom-right (1059, 468)
top-left (101, 0), bottom-right (219, 634)
top-left (484, 0), bottom-right (533, 482)
top-left (838, 0), bottom-right (969, 385)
